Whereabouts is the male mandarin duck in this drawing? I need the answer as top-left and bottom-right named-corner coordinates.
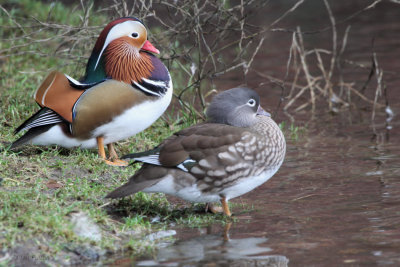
top-left (107, 87), bottom-right (286, 216)
top-left (11, 17), bottom-right (172, 166)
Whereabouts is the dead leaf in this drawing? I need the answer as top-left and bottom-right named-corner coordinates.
top-left (46, 179), bottom-right (63, 189)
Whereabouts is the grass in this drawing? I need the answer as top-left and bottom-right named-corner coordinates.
top-left (0, 1), bottom-right (305, 265)
top-left (279, 121), bottom-right (306, 142)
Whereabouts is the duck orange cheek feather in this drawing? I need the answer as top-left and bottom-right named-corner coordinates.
top-left (105, 39), bottom-right (154, 84)
top-left (141, 40), bottom-right (159, 54)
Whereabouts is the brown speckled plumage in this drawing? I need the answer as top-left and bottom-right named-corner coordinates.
top-left (107, 87), bottom-right (286, 216)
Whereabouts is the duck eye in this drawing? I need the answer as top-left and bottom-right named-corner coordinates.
top-left (131, 32), bottom-right (139, 38)
top-left (247, 99), bottom-right (256, 107)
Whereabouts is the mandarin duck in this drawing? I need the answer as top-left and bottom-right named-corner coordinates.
top-left (11, 17), bottom-right (172, 166)
top-left (106, 87), bottom-right (286, 216)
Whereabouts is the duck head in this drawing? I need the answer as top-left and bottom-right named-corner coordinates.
top-left (206, 87), bottom-right (271, 128)
top-left (84, 17), bottom-right (160, 83)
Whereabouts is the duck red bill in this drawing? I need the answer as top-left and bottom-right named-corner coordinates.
top-left (257, 106), bottom-right (271, 117)
top-left (141, 40), bottom-right (160, 54)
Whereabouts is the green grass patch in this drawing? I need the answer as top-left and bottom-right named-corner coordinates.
top-left (280, 121), bottom-right (307, 141)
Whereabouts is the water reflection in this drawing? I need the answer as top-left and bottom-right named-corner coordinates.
top-left (136, 225), bottom-right (288, 267)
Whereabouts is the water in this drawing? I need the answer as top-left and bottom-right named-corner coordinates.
top-left (121, 1), bottom-right (400, 266)
top-left (128, 114), bottom-right (399, 266)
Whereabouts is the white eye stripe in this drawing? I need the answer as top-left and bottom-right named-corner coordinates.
top-left (94, 20), bottom-right (145, 70)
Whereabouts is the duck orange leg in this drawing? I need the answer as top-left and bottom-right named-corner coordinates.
top-left (96, 137), bottom-right (127, 166)
top-left (107, 143), bottom-right (128, 166)
top-left (221, 197), bottom-right (232, 217)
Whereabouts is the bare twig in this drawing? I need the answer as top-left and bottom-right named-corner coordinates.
top-left (1, 0), bottom-right (388, 120)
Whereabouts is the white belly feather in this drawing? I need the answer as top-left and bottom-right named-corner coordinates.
top-left (144, 166), bottom-right (282, 203)
top-left (30, 84), bottom-right (172, 149)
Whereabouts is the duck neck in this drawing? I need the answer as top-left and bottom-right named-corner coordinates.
top-left (253, 116), bottom-right (285, 145)
top-left (104, 40), bottom-right (154, 84)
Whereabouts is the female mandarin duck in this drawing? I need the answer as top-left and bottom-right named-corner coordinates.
top-left (107, 87), bottom-right (286, 216)
top-left (11, 17), bottom-right (173, 166)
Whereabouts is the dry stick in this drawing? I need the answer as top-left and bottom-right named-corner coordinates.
top-left (371, 51), bottom-right (383, 122)
top-left (271, 0), bottom-right (382, 35)
top-left (285, 33), bottom-right (297, 83)
top-left (161, 1), bottom-right (192, 17)
top-left (313, 49), bottom-right (348, 108)
top-left (200, 32), bottom-right (217, 72)
top-left (207, 0), bottom-right (305, 61)
top-left (239, 0), bottom-right (246, 79)
top-left (323, 0), bottom-right (337, 111)
top-left (213, 62), bottom-right (247, 77)
top-left (256, 69), bottom-right (384, 109)
top-left (239, 0), bottom-right (245, 52)
top-left (288, 66), bottom-right (301, 100)
top-left (0, 23), bottom-right (75, 55)
top-left (174, 1), bottom-right (253, 109)
top-left (340, 83), bottom-right (384, 107)
top-left (30, 17), bottom-right (89, 30)
top-left (174, 92), bottom-right (205, 119)
top-left (314, 50), bottom-right (329, 97)
top-left (176, 60), bottom-right (193, 77)
top-left (197, 40), bottom-right (207, 109)
top-left (295, 27), bottom-right (316, 113)
top-left (287, 33), bottom-right (301, 99)
top-left (314, 83), bottom-right (330, 96)
top-left (137, 0), bottom-right (154, 18)
top-left (345, 60), bottom-right (373, 72)
top-left (305, 49), bottom-right (332, 57)
top-left (191, 2), bottom-right (206, 110)
top-left (323, 0), bottom-right (337, 82)
top-left (0, 5), bottom-right (27, 35)
top-left (11, 1), bottom-right (381, 118)
top-left (315, 83), bottom-right (348, 108)
top-left (0, 27), bottom-right (47, 41)
top-left (294, 101), bottom-right (311, 112)
top-left (283, 34), bottom-right (300, 107)
top-left (122, 0), bottom-right (129, 17)
top-left (338, 26), bottom-right (351, 100)
top-left (284, 78), bottom-right (321, 110)
top-left (273, 32), bottom-right (296, 117)
top-left (151, 9), bottom-right (179, 32)
top-left (269, 0), bottom-right (305, 28)
top-left (295, 80), bottom-right (346, 112)
top-left (244, 36), bottom-right (265, 76)
top-left (360, 55), bottom-right (378, 95)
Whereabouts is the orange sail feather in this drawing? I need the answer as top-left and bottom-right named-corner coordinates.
top-left (34, 71), bottom-right (84, 123)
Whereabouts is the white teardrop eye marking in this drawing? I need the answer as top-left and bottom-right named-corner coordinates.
top-left (131, 32), bottom-right (139, 38)
top-left (247, 98), bottom-right (256, 107)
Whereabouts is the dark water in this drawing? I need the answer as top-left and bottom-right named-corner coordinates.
top-left (123, 1), bottom-right (400, 266)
